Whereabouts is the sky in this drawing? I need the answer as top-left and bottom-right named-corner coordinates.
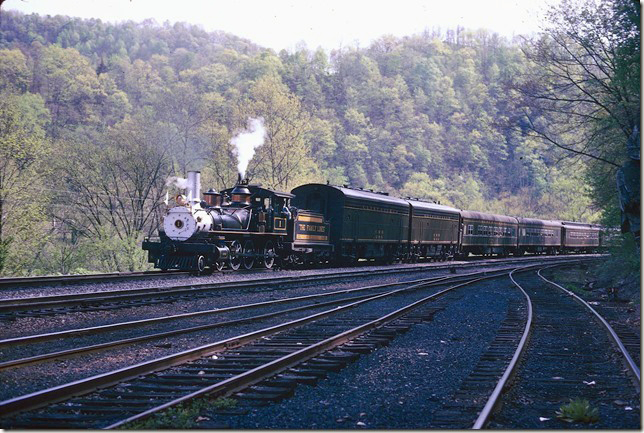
top-left (3, 0), bottom-right (558, 52)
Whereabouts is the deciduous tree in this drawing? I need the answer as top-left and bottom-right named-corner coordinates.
top-left (240, 76), bottom-right (319, 190)
top-left (0, 92), bottom-right (50, 274)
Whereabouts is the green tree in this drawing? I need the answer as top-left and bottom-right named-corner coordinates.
top-left (0, 48), bottom-right (32, 92)
top-left (240, 76), bottom-right (320, 190)
top-left (52, 113), bottom-right (173, 271)
top-left (34, 45), bottom-right (103, 137)
top-left (0, 92), bottom-right (50, 274)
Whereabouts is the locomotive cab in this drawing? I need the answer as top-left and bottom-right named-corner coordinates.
top-left (220, 183), bottom-right (294, 234)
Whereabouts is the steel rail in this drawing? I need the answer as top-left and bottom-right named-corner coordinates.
top-left (472, 268), bottom-right (534, 429)
top-left (1, 258), bottom-right (588, 346)
top-left (106, 273), bottom-right (513, 429)
top-left (0, 270), bottom-right (515, 419)
top-left (0, 261), bottom-right (472, 311)
top-left (0, 254), bottom-right (593, 291)
top-left (0, 255), bottom-right (598, 310)
top-left (1, 269), bottom-right (516, 368)
top-left (2, 262), bottom-right (554, 347)
top-left (537, 269), bottom-right (640, 383)
top-left (0, 272), bottom-right (464, 347)
top-left (0, 288), bottom-right (415, 370)
top-left (0, 270), bottom-right (186, 289)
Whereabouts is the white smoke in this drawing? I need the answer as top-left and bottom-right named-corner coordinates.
top-left (231, 117), bottom-right (266, 178)
top-left (166, 176), bottom-right (189, 190)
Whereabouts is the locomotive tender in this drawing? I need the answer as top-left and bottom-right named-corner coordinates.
top-left (142, 172), bottom-right (603, 273)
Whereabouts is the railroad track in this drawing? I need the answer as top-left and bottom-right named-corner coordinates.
top-left (0, 264), bottom-right (528, 429)
top-left (0, 270), bottom-right (187, 290)
top-left (0, 257), bottom-right (622, 429)
top-left (0, 255), bottom-right (572, 290)
top-left (537, 269), bottom-right (640, 382)
top-left (0, 256), bottom-right (597, 320)
top-left (426, 263), bottom-right (640, 429)
top-left (481, 267), bottom-right (640, 429)
top-left (540, 267), bottom-right (641, 368)
top-left (0, 271), bottom-right (482, 370)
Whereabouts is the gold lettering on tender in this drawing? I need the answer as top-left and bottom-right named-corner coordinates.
top-left (297, 223), bottom-right (327, 233)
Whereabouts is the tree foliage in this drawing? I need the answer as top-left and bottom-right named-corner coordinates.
top-left (517, 0), bottom-right (639, 229)
top-left (0, 8), bottom-right (636, 275)
top-left (240, 76), bottom-right (318, 190)
top-left (519, 0), bottom-right (639, 167)
top-left (0, 91), bottom-right (50, 273)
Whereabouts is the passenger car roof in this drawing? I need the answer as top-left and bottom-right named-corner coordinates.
top-left (516, 217), bottom-right (562, 227)
top-left (460, 210), bottom-right (518, 224)
top-left (407, 199), bottom-right (460, 215)
top-left (561, 221), bottom-right (600, 230)
top-left (294, 184), bottom-right (410, 207)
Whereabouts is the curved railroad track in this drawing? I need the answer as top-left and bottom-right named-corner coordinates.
top-left (539, 266), bottom-right (641, 368)
top-left (0, 265), bottom-right (528, 429)
top-left (427, 269), bottom-right (532, 428)
top-left (428, 263), bottom-right (640, 429)
top-left (536, 269), bottom-right (640, 382)
top-left (481, 266), bottom-right (640, 429)
top-left (0, 257), bottom-right (625, 429)
top-left (0, 271), bottom-right (486, 370)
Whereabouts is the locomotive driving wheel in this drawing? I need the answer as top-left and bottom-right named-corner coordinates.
top-left (228, 240), bottom-right (242, 271)
top-left (262, 240), bottom-right (275, 269)
top-left (242, 240), bottom-right (255, 270)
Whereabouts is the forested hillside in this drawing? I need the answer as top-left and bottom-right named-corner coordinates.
top-left (0, 1), bottom-right (638, 275)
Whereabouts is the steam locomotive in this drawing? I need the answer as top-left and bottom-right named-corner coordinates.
top-left (142, 171), bottom-right (605, 273)
top-left (143, 172), bottom-right (331, 273)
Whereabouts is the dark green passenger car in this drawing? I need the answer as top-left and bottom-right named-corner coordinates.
top-left (291, 184), bottom-right (410, 263)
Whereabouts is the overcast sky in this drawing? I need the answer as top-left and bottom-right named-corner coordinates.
top-left (3, 0), bottom-right (557, 52)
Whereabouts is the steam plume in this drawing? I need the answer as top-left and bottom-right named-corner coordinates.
top-left (231, 117), bottom-right (266, 178)
top-left (166, 176), bottom-right (189, 190)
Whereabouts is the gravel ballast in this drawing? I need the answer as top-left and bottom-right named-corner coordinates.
top-left (192, 279), bottom-right (523, 429)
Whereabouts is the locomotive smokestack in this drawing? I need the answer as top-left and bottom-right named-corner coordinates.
top-left (187, 171), bottom-right (201, 203)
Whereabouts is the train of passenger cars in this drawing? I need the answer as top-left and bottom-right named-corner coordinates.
top-left (142, 171), bottom-right (605, 273)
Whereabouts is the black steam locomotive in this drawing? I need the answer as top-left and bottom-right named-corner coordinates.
top-left (142, 171), bottom-right (604, 273)
top-left (142, 172), bottom-right (331, 273)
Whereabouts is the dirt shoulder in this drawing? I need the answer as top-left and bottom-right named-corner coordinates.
top-left (543, 260), bottom-right (640, 358)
